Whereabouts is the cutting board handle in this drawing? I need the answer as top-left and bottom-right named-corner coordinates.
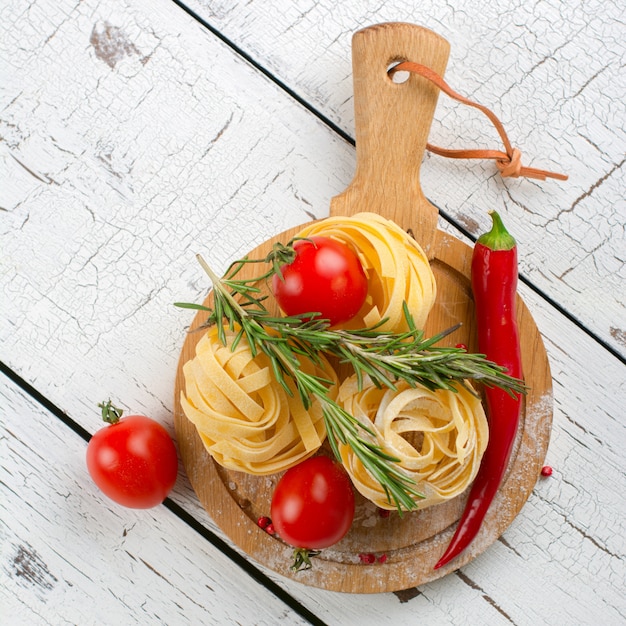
top-left (330, 23), bottom-right (450, 256)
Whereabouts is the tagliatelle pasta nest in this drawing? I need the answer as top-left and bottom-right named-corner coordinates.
top-left (337, 375), bottom-right (489, 510)
top-left (295, 212), bottom-right (437, 331)
top-left (180, 325), bottom-right (338, 475)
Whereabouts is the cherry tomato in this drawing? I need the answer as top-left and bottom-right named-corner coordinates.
top-left (86, 401), bottom-right (178, 509)
top-left (270, 455), bottom-right (355, 550)
top-left (272, 236), bottom-right (367, 326)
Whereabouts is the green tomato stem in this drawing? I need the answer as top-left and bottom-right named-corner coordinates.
top-left (98, 399), bottom-right (124, 424)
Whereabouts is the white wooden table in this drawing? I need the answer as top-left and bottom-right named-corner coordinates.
top-left (1, 1), bottom-right (624, 624)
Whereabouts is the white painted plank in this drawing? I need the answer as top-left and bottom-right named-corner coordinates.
top-left (0, 0), bottom-right (354, 425)
top-left (0, 375), bottom-right (311, 626)
top-left (1, 0), bottom-right (625, 624)
top-left (183, 0), bottom-right (626, 358)
top-left (2, 340), bottom-right (624, 626)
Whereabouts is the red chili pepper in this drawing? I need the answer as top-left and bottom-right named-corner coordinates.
top-left (434, 211), bottom-right (523, 569)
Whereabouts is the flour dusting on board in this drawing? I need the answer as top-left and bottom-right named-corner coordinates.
top-left (529, 391), bottom-right (554, 422)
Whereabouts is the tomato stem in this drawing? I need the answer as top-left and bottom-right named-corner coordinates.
top-left (97, 399), bottom-right (124, 424)
top-left (291, 548), bottom-right (321, 572)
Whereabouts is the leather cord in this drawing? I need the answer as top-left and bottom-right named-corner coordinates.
top-left (391, 61), bottom-right (568, 181)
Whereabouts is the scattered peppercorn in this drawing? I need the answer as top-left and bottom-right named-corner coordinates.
top-left (265, 523), bottom-right (276, 535)
top-left (541, 465), bottom-right (553, 477)
top-left (358, 552), bottom-right (388, 564)
top-left (257, 516), bottom-right (271, 529)
top-left (455, 343), bottom-right (468, 351)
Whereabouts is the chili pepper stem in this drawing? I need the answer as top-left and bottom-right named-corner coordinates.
top-left (477, 210), bottom-right (516, 251)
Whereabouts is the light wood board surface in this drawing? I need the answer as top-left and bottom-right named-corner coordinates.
top-left (173, 23), bottom-right (553, 593)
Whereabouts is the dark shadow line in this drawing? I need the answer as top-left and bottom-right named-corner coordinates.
top-left (0, 361), bottom-right (327, 626)
top-left (169, 0), bottom-right (624, 365)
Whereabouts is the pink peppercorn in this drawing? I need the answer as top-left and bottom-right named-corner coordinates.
top-left (455, 343), bottom-right (468, 351)
top-left (359, 553), bottom-right (376, 564)
top-left (377, 554), bottom-right (388, 564)
top-left (257, 516), bottom-right (271, 529)
top-left (541, 465), bottom-right (553, 477)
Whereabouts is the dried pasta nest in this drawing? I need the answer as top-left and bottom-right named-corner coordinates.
top-left (337, 375), bottom-right (489, 510)
top-left (295, 212), bottom-right (437, 331)
top-left (180, 325), bottom-right (338, 475)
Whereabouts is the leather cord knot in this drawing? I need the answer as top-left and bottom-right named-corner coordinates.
top-left (495, 147), bottom-right (564, 181)
top-left (497, 147), bottom-right (523, 178)
top-left (391, 61), bottom-right (568, 182)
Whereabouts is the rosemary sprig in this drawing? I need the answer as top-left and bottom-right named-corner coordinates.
top-left (265, 305), bottom-right (525, 397)
top-left (184, 255), bottom-right (423, 510)
top-left (176, 249), bottom-right (526, 511)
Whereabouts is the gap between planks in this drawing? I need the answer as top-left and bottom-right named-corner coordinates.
top-left (167, 0), bottom-right (625, 367)
top-left (0, 361), bottom-right (328, 626)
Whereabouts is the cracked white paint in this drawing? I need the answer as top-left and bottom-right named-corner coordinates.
top-left (186, 0), bottom-right (626, 357)
top-left (1, 0), bottom-right (625, 624)
top-left (1, 380), bottom-right (309, 625)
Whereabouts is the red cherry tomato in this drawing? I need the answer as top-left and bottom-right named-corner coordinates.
top-left (270, 455), bottom-right (355, 550)
top-left (272, 236), bottom-right (367, 326)
top-left (86, 402), bottom-right (178, 509)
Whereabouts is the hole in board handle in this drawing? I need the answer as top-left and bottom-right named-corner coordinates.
top-left (387, 61), bottom-right (410, 84)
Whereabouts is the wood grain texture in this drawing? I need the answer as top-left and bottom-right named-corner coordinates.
top-left (1, 0), bottom-right (625, 623)
top-left (173, 229), bottom-right (553, 593)
top-left (329, 23), bottom-right (449, 253)
top-left (184, 0), bottom-right (626, 359)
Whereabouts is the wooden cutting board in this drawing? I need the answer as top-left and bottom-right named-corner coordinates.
top-left (173, 22), bottom-right (552, 593)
